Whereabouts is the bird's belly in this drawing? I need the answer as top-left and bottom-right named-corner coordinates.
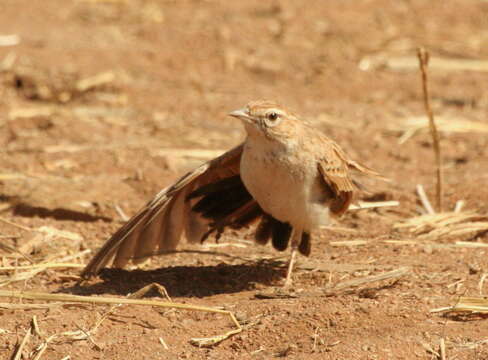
top-left (240, 149), bottom-right (330, 231)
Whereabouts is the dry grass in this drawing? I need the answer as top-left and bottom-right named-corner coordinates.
top-left (395, 212), bottom-right (488, 241)
top-left (393, 116), bottom-right (488, 142)
top-left (0, 289), bottom-right (242, 347)
top-left (431, 297), bottom-right (488, 314)
top-left (360, 55), bottom-right (488, 73)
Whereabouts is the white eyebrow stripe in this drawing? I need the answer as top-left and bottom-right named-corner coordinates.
top-left (265, 108), bottom-right (285, 115)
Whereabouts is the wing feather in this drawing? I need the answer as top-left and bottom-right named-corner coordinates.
top-left (317, 139), bottom-right (385, 216)
top-left (317, 141), bottom-right (355, 216)
top-left (156, 188), bottom-right (188, 255)
top-left (81, 144), bottom-right (244, 278)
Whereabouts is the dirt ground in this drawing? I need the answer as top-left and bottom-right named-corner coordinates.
top-left (1, 0), bottom-right (488, 359)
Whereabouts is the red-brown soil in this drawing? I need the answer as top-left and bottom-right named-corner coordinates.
top-left (1, 1), bottom-right (488, 359)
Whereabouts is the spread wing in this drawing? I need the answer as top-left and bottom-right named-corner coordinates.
top-left (81, 143), bottom-right (308, 278)
top-left (82, 145), bottom-right (251, 278)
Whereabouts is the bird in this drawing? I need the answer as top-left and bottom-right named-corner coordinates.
top-left (81, 100), bottom-right (384, 287)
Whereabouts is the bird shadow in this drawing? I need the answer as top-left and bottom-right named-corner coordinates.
top-left (13, 203), bottom-right (111, 222)
top-left (64, 259), bottom-right (285, 298)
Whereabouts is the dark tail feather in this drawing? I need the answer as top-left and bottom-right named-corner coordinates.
top-left (298, 232), bottom-right (311, 256)
top-left (271, 218), bottom-right (292, 251)
top-left (255, 214), bottom-right (273, 245)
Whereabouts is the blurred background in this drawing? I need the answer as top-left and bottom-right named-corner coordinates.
top-left (1, 1), bottom-right (488, 359)
top-left (1, 0), bottom-right (487, 214)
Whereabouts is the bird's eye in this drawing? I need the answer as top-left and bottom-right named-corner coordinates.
top-left (263, 111), bottom-right (282, 127)
top-left (267, 112), bottom-right (278, 121)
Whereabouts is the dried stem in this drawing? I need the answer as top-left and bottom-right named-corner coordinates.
top-left (0, 289), bottom-right (242, 347)
top-left (416, 184), bottom-right (435, 214)
top-left (326, 267), bottom-right (410, 293)
top-left (430, 296), bottom-right (488, 313)
top-left (439, 338), bottom-right (446, 360)
top-left (12, 326), bottom-right (32, 360)
top-left (417, 48), bottom-right (443, 212)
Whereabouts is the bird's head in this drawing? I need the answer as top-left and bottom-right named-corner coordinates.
top-left (229, 100), bottom-right (300, 142)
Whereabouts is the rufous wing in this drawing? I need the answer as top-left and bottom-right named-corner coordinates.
top-left (318, 139), bottom-right (386, 215)
top-left (317, 141), bottom-right (355, 216)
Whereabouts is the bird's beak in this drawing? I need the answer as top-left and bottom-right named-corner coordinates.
top-left (229, 108), bottom-right (253, 123)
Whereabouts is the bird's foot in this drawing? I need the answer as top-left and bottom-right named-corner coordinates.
top-left (283, 247), bottom-right (297, 288)
top-left (283, 275), bottom-right (293, 289)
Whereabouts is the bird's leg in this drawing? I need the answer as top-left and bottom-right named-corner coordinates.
top-left (283, 249), bottom-right (297, 288)
top-left (283, 227), bottom-right (302, 288)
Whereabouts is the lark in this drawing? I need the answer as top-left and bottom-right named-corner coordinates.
top-left (82, 100), bottom-right (384, 287)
